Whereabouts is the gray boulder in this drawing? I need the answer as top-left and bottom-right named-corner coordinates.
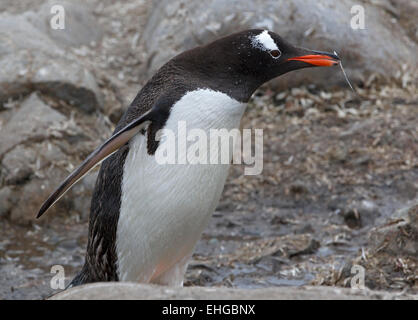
top-left (0, 93), bottom-right (66, 156)
top-left (0, 12), bottom-right (102, 113)
top-left (49, 282), bottom-right (416, 300)
top-left (0, 93), bottom-right (109, 224)
top-left (140, 0), bottom-right (418, 88)
top-left (337, 203), bottom-right (418, 291)
top-left (368, 202), bottom-right (417, 257)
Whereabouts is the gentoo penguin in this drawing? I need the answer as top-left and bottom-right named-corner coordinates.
top-left (37, 29), bottom-right (339, 287)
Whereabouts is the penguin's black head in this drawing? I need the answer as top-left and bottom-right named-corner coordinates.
top-left (176, 29), bottom-right (340, 101)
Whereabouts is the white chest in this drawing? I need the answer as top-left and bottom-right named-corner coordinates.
top-left (116, 89), bottom-right (246, 283)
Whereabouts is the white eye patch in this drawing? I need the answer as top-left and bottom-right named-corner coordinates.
top-left (251, 30), bottom-right (279, 52)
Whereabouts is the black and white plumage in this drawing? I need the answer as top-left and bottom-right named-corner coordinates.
top-left (37, 29), bottom-right (339, 287)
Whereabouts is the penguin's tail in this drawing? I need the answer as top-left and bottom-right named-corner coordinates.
top-left (66, 265), bottom-right (91, 289)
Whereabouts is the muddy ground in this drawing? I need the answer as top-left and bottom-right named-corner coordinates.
top-left (0, 0), bottom-right (417, 300)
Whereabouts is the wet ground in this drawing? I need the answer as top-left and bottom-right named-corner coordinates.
top-left (0, 202), bottom-right (381, 299)
top-left (0, 187), bottom-right (414, 299)
top-left (1, 78), bottom-right (417, 299)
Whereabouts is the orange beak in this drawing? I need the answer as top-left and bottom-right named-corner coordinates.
top-left (287, 54), bottom-right (340, 67)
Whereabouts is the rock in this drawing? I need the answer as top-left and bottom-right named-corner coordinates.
top-left (48, 282), bottom-right (415, 300)
top-left (390, 0), bottom-right (418, 43)
top-left (0, 92), bottom-right (110, 225)
top-left (0, 93), bottom-right (66, 156)
top-left (343, 203), bottom-right (418, 291)
top-left (140, 0), bottom-right (417, 88)
top-left (294, 223), bottom-right (314, 235)
top-left (9, 179), bottom-right (54, 223)
top-left (25, 0), bottom-right (103, 48)
top-left (288, 239), bottom-right (320, 258)
top-left (343, 200), bottom-right (380, 229)
top-left (288, 181), bottom-right (310, 195)
top-left (343, 209), bottom-right (362, 229)
top-left (0, 12), bottom-right (102, 112)
top-left (368, 202), bottom-right (417, 257)
top-left (0, 186), bottom-right (13, 218)
top-left (394, 180), bottom-right (418, 201)
top-left (0, 0), bottom-right (45, 14)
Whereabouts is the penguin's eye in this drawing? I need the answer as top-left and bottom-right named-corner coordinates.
top-left (269, 50), bottom-right (281, 59)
